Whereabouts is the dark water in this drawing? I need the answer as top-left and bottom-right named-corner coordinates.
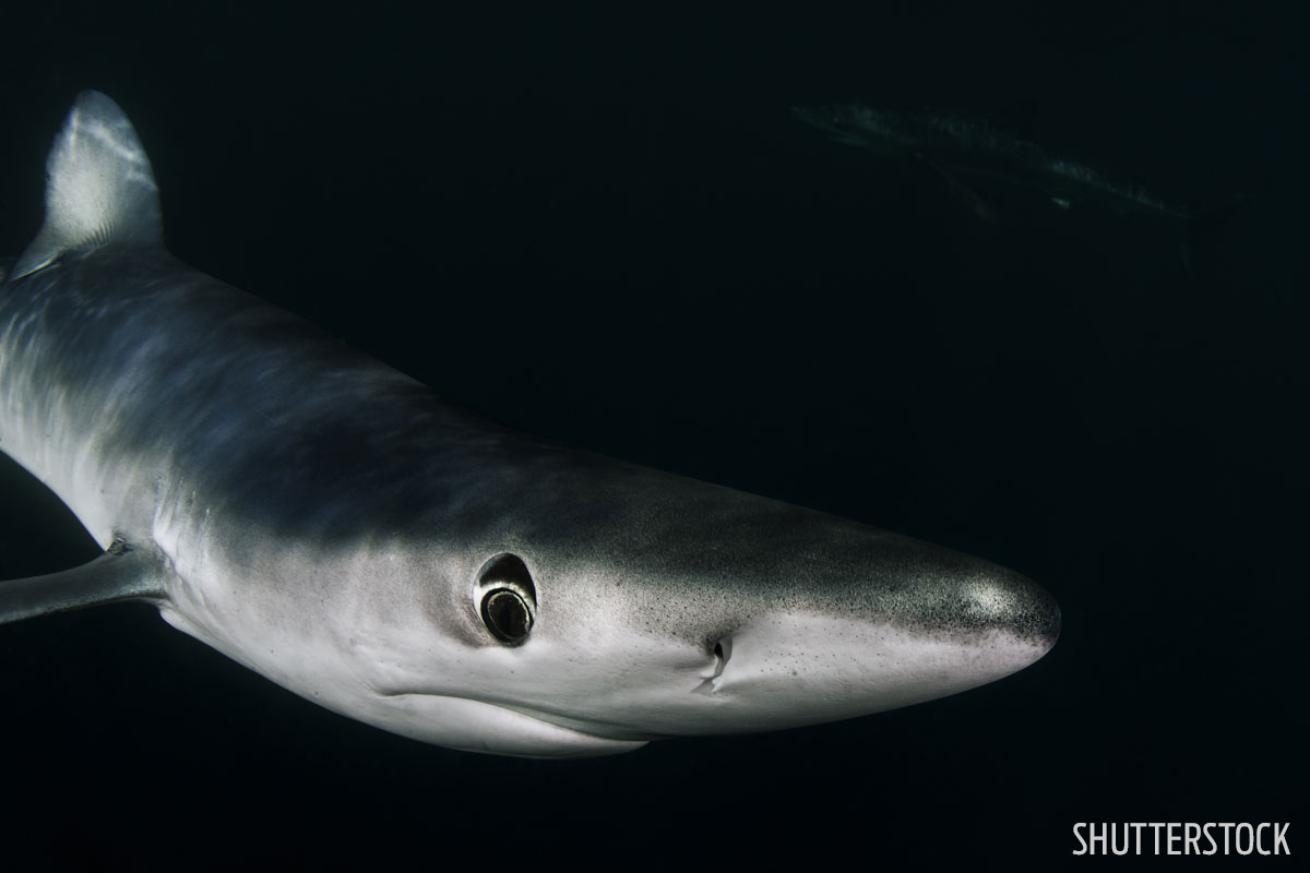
top-left (0, 4), bottom-right (1304, 869)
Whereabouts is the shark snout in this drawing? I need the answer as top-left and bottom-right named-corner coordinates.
top-left (684, 548), bottom-right (1059, 733)
top-left (937, 564), bottom-right (1062, 651)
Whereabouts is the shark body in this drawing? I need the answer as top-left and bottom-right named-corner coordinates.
top-left (0, 93), bottom-right (1059, 757)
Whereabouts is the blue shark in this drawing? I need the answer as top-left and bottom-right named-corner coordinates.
top-left (0, 92), bottom-right (1059, 757)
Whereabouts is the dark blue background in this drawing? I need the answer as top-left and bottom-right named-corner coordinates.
top-left (0, 3), bottom-right (1304, 869)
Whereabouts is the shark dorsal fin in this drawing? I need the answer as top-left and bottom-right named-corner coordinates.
top-left (11, 90), bottom-right (161, 280)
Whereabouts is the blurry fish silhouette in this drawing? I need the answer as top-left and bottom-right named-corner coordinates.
top-left (793, 103), bottom-right (1193, 224)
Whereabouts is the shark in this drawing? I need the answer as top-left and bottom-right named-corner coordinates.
top-left (0, 92), bottom-right (1059, 758)
top-left (793, 103), bottom-right (1193, 222)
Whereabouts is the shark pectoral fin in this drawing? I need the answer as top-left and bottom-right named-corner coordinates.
top-left (0, 538), bottom-right (168, 626)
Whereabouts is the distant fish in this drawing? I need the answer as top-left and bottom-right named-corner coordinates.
top-left (793, 103), bottom-right (1192, 223)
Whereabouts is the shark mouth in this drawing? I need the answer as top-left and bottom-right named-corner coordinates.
top-left (373, 691), bottom-right (652, 758)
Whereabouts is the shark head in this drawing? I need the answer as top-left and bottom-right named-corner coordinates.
top-left (334, 451), bottom-right (1060, 758)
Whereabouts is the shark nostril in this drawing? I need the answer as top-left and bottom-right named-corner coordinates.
top-left (694, 638), bottom-right (733, 696)
top-left (712, 638), bottom-right (732, 677)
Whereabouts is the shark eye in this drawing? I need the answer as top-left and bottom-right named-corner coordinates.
top-left (475, 553), bottom-right (537, 646)
top-left (482, 589), bottom-right (533, 644)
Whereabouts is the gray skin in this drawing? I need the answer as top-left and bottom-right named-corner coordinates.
top-left (0, 94), bottom-right (1059, 757)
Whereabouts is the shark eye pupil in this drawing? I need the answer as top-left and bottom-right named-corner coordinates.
top-left (475, 553), bottom-right (537, 645)
top-left (482, 589), bottom-right (532, 644)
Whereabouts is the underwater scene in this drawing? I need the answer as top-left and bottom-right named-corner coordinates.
top-left (0, 3), bottom-right (1303, 869)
